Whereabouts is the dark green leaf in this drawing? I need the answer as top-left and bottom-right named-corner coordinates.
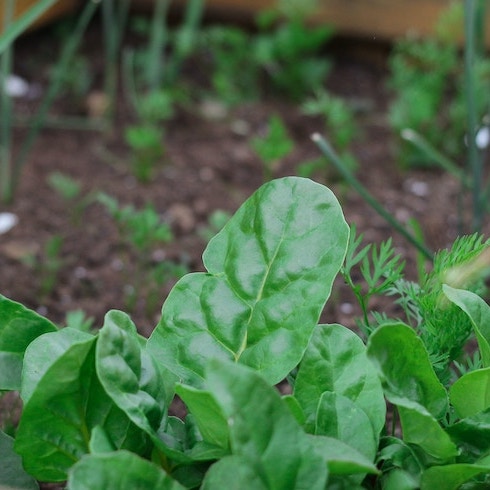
top-left (148, 177), bottom-right (349, 387)
top-left (446, 409), bottom-right (490, 452)
top-left (367, 322), bottom-right (448, 418)
top-left (15, 336), bottom-right (151, 481)
top-left (67, 451), bottom-right (185, 490)
top-left (0, 295), bottom-right (57, 390)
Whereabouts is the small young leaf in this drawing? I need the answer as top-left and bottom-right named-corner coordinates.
top-left (294, 323), bottom-right (385, 437)
top-left (148, 177), bottom-right (349, 387)
top-left (21, 328), bottom-right (93, 404)
top-left (443, 285), bottom-right (490, 367)
top-left (315, 392), bottom-right (377, 461)
top-left (367, 322), bottom-right (448, 418)
top-left (96, 310), bottom-right (167, 436)
top-left (450, 367), bottom-right (490, 418)
top-left (67, 451), bottom-right (185, 490)
top-left (0, 295), bottom-right (57, 390)
top-left (0, 430), bottom-right (38, 489)
top-left (396, 399), bottom-right (457, 462)
top-left (174, 384), bottom-right (229, 450)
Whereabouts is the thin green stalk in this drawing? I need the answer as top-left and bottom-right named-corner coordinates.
top-left (11, 0), bottom-right (99, 198)
top-left (464, 0), bottom-right (483, 232)
top-left (0, 0), bottom-right (59, 54)
top-left (312, 133), bottom-right (433, 260)
top-left (0, 0), bottom-right (15, 203)
top-left (167, 0), bottom-right (204, 84)
top-left (146, 0), bottom-right (171, 91)
top-left (102, 0), bottom-right (131, 123)
top-left (401, 129), bottom-right (469, 187)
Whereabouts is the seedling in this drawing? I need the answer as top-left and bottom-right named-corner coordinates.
top-left (97, 193), bottom-right (183, 317)
top-left (21, 235), bottom-right (64, 301)
top-left (251, 114), bottom-right (294, 181)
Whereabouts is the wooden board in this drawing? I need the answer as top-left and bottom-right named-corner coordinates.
top-left (0, 0), bottom-right (80, 34)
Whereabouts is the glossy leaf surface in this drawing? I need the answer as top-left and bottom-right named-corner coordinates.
top-left (148, 177), bottom-right (349, 387)
top-left (366, 322), bottom-right (448, 418)
top-left (96, 310), bottom-right (167, 436)
top-left (294, 323), bottom-right (385, 436)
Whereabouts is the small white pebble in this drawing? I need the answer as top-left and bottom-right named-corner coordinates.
top-left (476, 126), bottom-right (490, 150)
top-left (340, 302), bottom-right (354, 315)
top-left (405, 180), bottom-right (429, 197)
top-left (0, 212), bottom-right (18, 234)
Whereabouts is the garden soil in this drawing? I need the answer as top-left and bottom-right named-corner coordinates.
top-left (1, 20), bottom-right (488, 446)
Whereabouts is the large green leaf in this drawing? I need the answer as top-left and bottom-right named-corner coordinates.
top-left (67, 451), bottom-right (185, 490)
top-left (201, 359), bottom-right (330, 489)
top-left (396, 399), bottom-right (457, 463)
top-left (443, 285), bottom-right (490, 367)
top-left (450, 367), bottom-right (490, 418)
top-left (294, 323), bottom-right (385, 437)
top-left (366, 322), bottom-right (448, 418)
top-left (0, 430), bottom-right (38, 489)
top-left (15, 336), bottom-right (151, 481)
top-left (148, 177), bottom-right (349, 387)
top-left (0, 295), bottom-right (57, 390)
top-left (96, 311), bottom-right (167, 436)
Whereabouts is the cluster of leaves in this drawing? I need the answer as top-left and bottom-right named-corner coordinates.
top-left (2, 177), bottom-right (490, 489)
top-left (388, 1), bottom-right (490, 167)
top-left (342, 228), bottom-right (490, 385)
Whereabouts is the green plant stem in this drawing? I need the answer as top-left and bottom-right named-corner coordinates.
top-left (102, 0), bottom-right (131, 123)
top-left (464, 0), bottom-right (483, 233)
top-left (0, 0), bottom-right (59, 54)
top-left (10, 0), bottom-right (99, 199)
top-left (146, 0), bottom-right (171, 91)
top-left (312, 132), bottom-right (433, 260)
top-left (401, 129), bottom-right (469, 187)
top-left (0, 0), bottom-right (14, 203)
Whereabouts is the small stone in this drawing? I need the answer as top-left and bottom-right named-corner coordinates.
top-left (0, 212), bottom-right (18, 234)
top-left (168, 203), bottom-right (195, 233)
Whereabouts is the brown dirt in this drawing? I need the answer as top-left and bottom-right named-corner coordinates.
top-left (0, 24), bottom-right (485, 341)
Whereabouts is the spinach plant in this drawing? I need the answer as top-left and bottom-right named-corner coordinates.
top-left (2, 177), bottom-right (490, 489)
